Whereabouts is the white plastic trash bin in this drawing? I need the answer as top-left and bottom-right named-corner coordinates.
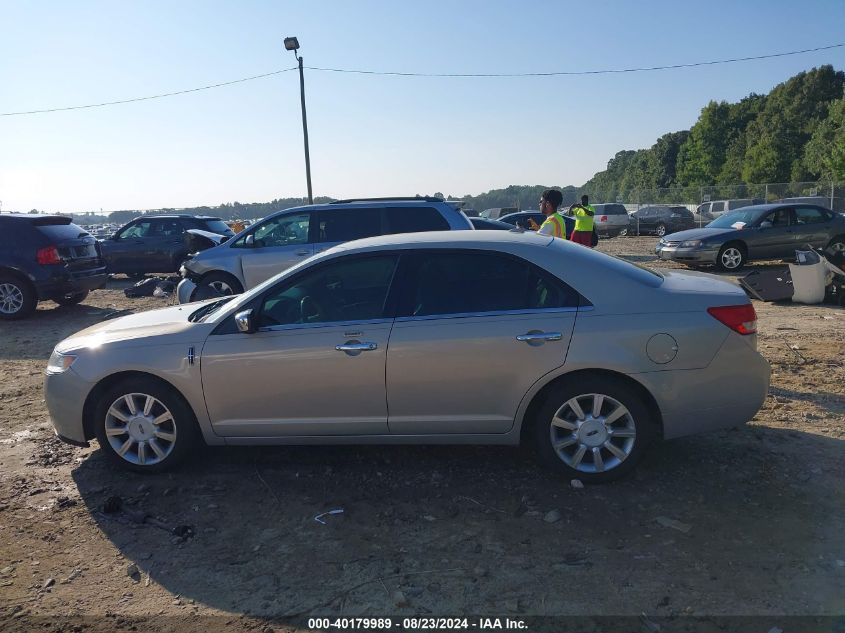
top-left (789, 261), bottom-right (827, 304)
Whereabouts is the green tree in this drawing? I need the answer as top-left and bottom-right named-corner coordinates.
top-left (803, 92), bottom-right (845, 180)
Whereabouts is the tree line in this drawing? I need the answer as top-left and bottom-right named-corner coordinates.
top-left (583, 65), bottom-right (845, 200)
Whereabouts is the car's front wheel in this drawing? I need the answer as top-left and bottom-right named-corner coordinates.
top-left (94, 377), bottom-right (199, 472)
top-left (198, 272), bottom-right (243, 297)
top-left (532, 375), bottom-right (654, 483)
top-left (655, 223), bottom-right (667, 237)
top-left (827, 235), bottom-right (845, 255)
top-left (717, 243), bottom-right (746, 271)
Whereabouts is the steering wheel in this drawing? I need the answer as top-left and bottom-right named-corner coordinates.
top-left (300, 295), bottom-right (326, 322)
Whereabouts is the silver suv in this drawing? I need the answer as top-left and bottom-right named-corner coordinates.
top-left (178, 197), bottom-right (472, 302)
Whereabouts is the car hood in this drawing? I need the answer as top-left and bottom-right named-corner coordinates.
top-left (55, 301), bottom-right (218, 353)
top-left (663, 227), bottom-right (740, 242)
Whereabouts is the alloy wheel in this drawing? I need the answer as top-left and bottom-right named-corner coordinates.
top-left (208, 280), bottom-right (235, 295)
top-left (720, 247), bottom-right (743, 269)
top-left (549, 393), bottom-right (636, 474)
top-left (829, 240), bottom-right (845, 254)
top-left (0, 283), bottom-right (24, 315)
top-left (104, 393), bottom-right (178, 466)
top-left (656, 224), bottom-right (666, 237)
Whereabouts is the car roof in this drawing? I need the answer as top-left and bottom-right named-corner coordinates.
top-left (329, 229), bottom-right (554, 254)
top-left (261, 199), bottom-right (455, 221)
top-left (0, 213), bottom-right (74, 221)
top-left (499, 211), bottom-right (543, 218)
top-left (134, 214), bottom-right (222, 220)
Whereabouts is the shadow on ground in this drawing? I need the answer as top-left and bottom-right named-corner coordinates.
top-left (71, 426), bottom-right (845, 618)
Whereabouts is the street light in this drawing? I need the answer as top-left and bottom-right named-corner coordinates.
top-left (284, 36), bottom-right (313, 205)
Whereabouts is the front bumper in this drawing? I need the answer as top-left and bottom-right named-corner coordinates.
top-left (44, 368), bottom-right (92, 445)
top-left (177, 278), bottom-right (198, 304)
top-left (655, 243), bottom-right (719, 265)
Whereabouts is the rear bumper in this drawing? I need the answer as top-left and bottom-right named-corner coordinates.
top-left (35, 269), bottom-right (108, 300)
top-left (635, 333), bottom-right (770, 439)
top-left (655, 244), bottom-right (719, 265)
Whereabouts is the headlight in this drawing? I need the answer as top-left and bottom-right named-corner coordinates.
top-left (680, 240), bottom-right (702, 248)
top-left (46, 350), bottom-right (77, 374)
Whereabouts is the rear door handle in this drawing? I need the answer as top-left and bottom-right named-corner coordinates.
top-left (516, 331), bottom-right (562, 343)
top-left (336, 342), bottom-right (378, 352)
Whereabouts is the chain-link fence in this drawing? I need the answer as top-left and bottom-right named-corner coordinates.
top-left (580, 181), bottom-right (845, 230)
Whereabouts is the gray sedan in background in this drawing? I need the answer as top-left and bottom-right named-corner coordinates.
top-left (656, 203), bottom-right (845, 271)
top-left (45, 231), bottom-right (769, 483)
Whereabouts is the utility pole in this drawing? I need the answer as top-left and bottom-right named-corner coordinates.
top-left (284, 37), bottom-right (313, 205)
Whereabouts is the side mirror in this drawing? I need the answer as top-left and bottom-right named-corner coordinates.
top-left (244, 234), bottom-right (255, 247)
top-left (235, 309), bottom-right (256, 334)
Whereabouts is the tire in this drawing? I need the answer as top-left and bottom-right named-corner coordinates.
top-left (93, 376), bottom-right (200, 473)
top-left (655, 223), bottom-right (667, 237)
top-left (827, 235), bottom-right (845, 255)
top-left (531, 375), bottom-right (655, 484)
top-left (716, 242), bottom-right (746, 271)
top-left (0, 273), bottom-right (37, 320)
top-left (54, 290), bottom-right (89, 307)
top-left (198, 272), bottom-right (243, 297)
top-left (618, 228), bottom-right (628, 237)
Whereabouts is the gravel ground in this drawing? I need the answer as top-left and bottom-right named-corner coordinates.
top-left (0, 237), bottom-right (843, 631)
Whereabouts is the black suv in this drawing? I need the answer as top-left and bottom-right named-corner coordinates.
top-left (0, 214), bottom-right (107, 320)
top-left (627, 206), bottom-right (695, 237)
top-left (99, 215), bottom-right (234, 277)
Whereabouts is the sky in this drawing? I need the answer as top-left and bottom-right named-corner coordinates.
top-left (2, 0), bottom-right (845, 213)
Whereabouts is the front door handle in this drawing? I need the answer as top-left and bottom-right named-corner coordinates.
top-left (516, 331), bottom-right (562, 343)
top-left (335, 341), bottom-right (378, 352)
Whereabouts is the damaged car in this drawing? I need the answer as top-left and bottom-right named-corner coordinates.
top-left (45, 230), bottom-right (770, 483)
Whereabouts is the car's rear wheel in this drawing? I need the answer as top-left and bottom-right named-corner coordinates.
top-left (532, 375), bottom-right (654, 483)
top-left (655, 223), bottom-right (667, 237)
top-left (54, 290), bottom-right (89, 307)
top-left (0, 273), bottom-right (37, 320)
top-left (717, 243), bottom-right (746, 271)
top-left (618, 228), bottom-right (628, 237)
top-left (94, 377), bottom-right (199, 473)
top-left (198, 272), bottom-right (243, 297)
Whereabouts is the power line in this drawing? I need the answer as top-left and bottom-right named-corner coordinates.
top-left (2, 43), bottom-right (844, 116)
top-left (0, 67), bottom-right (298, 116)
top-left (306, 43), bottom-right (845, 77)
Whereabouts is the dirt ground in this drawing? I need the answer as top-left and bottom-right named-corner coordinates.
top-left (0, 237), bottom-right (843, 631)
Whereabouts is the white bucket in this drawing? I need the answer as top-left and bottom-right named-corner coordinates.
top-left (789, 262), bottom-right (827, 304)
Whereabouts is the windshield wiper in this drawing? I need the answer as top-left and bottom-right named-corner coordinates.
top-left (188, 297), bottom-right (234, 323)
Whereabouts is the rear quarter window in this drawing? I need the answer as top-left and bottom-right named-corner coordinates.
top-left (604, 205), bottom-right (627, 215)
top-left (197, 219), bottom-right (233, 235)
top-left (386, 207), bottom-right (449, 234)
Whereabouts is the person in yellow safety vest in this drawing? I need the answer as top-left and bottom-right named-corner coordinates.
top-left (569, 194), bottom-right (596, 247)
top-left (532, 189), bottom-right (568, 238)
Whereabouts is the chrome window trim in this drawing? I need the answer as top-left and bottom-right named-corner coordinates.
top-left (257, 317), bottom-right (395, 333)
top-left (395, 306), bottom-right (580, 323)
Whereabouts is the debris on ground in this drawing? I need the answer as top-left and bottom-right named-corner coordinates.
top-left (543, 509), bottom-right (562, 523)
top-left (655, 516), bottom-right (692, 534)
top-left (571, 479), bottom-right (585, 490)
top-left (314, 508), bottom-right (344, 524)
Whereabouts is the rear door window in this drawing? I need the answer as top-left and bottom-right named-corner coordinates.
top-left (317, 208), bottom-right (382, 243)
top-left (400, 251), bottom-right (579, 317)
top-left (386, 207), bottom-right (449, 234)
top-left (794, 206), bottom-right (829, 225)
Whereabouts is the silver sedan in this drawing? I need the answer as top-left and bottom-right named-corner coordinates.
top-left (44, 231), bottom-right (770, 483)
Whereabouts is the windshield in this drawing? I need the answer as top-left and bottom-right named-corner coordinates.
top-left (706, 209), bottom-right (761, 229)
top-left (189, 296), bottom-right (236, 323)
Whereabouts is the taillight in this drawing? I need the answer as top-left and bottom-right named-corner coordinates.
top-left (36, 246), bottom-right (62, 265)
top-left (707, 304), bottom-right (757, 335)
top-left (599, 215), bottom-right (608, 222)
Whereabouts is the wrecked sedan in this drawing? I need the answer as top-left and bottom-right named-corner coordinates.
top-left (45, 231), bottom-right (769, 483)
top-left (655, 203), bottom-right (845, 271)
